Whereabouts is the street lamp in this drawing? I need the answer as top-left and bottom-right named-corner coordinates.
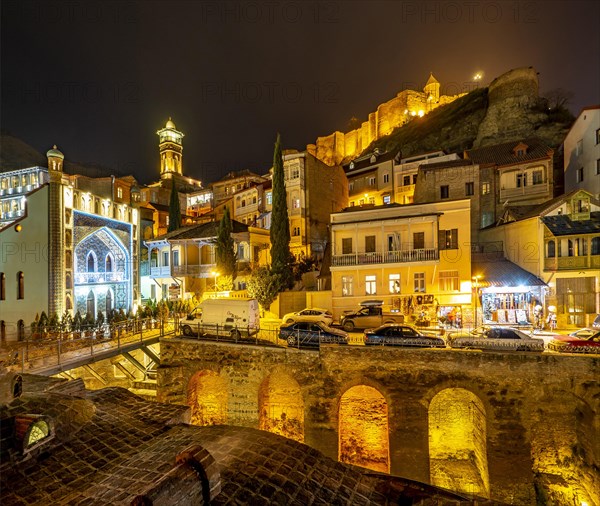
top-left (211, 270), bottom-right (219, 291)
top-left (473, 276), bottom-right (480, 328)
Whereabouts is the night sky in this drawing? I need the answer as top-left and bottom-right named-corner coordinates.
top-left (1, 0), bottom-right (599, 185)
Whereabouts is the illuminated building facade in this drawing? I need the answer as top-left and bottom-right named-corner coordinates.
top-left (0, 167), bottom-right (49, 227)
top-left (329, 199), bottom-right (473, 324)
top-left (0, 147), bottom-right (140, 340)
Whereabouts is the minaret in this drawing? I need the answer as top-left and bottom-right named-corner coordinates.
top-left (46, 145), bottom-right (65, 317)
top-left (157, 117), bottom-right (184, 178)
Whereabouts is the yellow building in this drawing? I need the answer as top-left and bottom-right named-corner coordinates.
top-left (329, 199), bottom-right (472, 324)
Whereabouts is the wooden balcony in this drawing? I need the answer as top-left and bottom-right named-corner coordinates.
top-left (332, 248), bottom-right (439, 267)
top-left (544, 255), bottom-right (600, 271)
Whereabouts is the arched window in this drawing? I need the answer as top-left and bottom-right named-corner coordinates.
top-left (86, 290), bottom-right (95, 316)
top-left (94, 200), bottom-right (99, 214)
top-left (547, 240), bottom-right (555, 258)
top-left (105, 254), bottom-right (113, 272)
top-left (105, 289), bottom-right (113, 312)
top-left (592, 237), bottom-right (600, 256)
top-left (87, 252), bottom-right (96, 272)
top-left (17, 271), bottom-right (24, 299)
top-left (17, 320), bottom-right (24, 341)
top-left (0, 320), bottom-right (5, 342)
top-left (65, 273), bottom-right (72, 289)
top-left (66, 296), bottom-right (72, 311)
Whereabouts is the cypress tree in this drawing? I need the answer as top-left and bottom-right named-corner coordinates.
top-left (216, 207), bottom-right (237, 280)
top-left (168, 177), bottom-right (181, 232)
top-left (270, 133), bottom-right (293, 289)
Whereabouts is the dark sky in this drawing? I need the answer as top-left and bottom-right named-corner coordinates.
top-left (2, 0), bottom-right (599, 185)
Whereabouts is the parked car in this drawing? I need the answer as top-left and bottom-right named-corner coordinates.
top-left (548, 328), bottom-right (600, 354)
top-left (281, 308), bottom-right (333, 326)
top-left (340, 300), bottom-right (404, 331)
top-left (279, 321), bottom-right (349, 348)
top-left (447, 326), bottom-right (544, 352)
top-left (363, 324), bottom-right (446, 348)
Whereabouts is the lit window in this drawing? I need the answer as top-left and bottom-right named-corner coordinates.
top-left (481, 182), bottom-right (490, 195)
top-left (369, 177), bottom-right (376, 186)
top-left (342, 276), bottom-right (353, 296)
top-left (439, 271), bottom-right (459, 291)
top-left (365, 275), bottom-right (377, 295)
top-left (439, 229), bottom-right (458, 250)
top-left (383, 195), bottom-right (391, 204)
top-left (414, 272), bottom-right (425, 293)
top-left (532, 170), bottom-right (543, 185)
top-left (293, 198), bottom-right (300, 208)
top-left (403, 175), bottom-right (410, 186)
top-left (266, 192), bottom-right (272, 205)
top-left (389, 274), bottom-right (400, 294)
top-left (365, 235), bottom-right (376, 253)
top-left (117, 187), bottom-right (123, 199)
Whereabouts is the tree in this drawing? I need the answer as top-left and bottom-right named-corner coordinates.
top-left (215, 207), bottom-right (237, 283)
top-left (247, 266), bottom-right (281, 312)
top-left (168, 177), bottom-right (181, 232)
top-left (269, 133), bottom-right (294, 289)
top-left (542, 88), bottom-right (574, 110)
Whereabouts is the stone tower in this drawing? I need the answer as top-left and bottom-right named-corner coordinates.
top-left (423, 73), bottom-right (440, 109)
top-left (157, 118), bottom-right (184, 178)
top-left (46, 145), bottom-right (65, 317)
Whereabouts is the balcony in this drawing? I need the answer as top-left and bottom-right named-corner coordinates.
top-left (544, 255), bottom-right (600, 271)
top-left (75, 272), bottom-right (127, 284)
top-left (499, 182), bottom-right (548, 202)
top-left (332, 248), bottom-right (439, 267)
top-left (172, 264), bottom-right (216, 277)
top-left (150, 266), bottom-right (171, 277)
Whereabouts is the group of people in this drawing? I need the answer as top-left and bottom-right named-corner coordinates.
top-left (534, 305), bottom-right (556, 330)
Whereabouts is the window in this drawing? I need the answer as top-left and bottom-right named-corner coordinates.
top-left (106, 290), bottom-right (113, 312)
top-left (342, 276), bottom-right (353, 296)
top-left (383, 195), bottom-right (391, 204)
top-left (162, 251), bottom-right (169, 266)
top-left (173, 250), bottom-right (179, 267)
top-left (349, 181), bottom-right (354, 192)
top-left (293, 227), bottom-right (300, 236)
top-left (403, 175), bottom-right (410, 186)
top-left (481, 182), bottom-right (490, 195)
top-left (547, 240), bottom-right (556, 258)
top-left (576, 167), bottom-right (584, 183)
top-left (266, 192), bottom-right (272, 205)
top-left (389, 274), bottom-right (400, 294)
top-left (383, 173), bottom-right (389, 183)
top-left (414, 272), bottom-right (425, 293)
top-left (105, 254), bottom-right (113, 272)
top-left (413, 232), bottom-right (425, 250)
top-left (576, 139), bottom-right (583, 156)
top-left (440, 185), bottom-right (449, 199)
top-left (481, 211), bottom-right (494, 228)
top-left (596, 128), bottom-right (600, 145)
top-left (86, 290), bottom-right (95, 316)
top-left (439, 271), bottom-right (459, 291)
top-left (369, 177), bottom-right (376, 186)
top-left (532, 170), bottom-right (543, 185)
top-left (117, 187), bottom-right (123, 199)
top-left (596, 159), bottom-right (600, 175)
top-left (592, 237), bottom-right (600, 255)
top-left (293, 197), bottom-right (300, 208)
top-left (365, 235), bottom-right (376, 253)
top-left (412, 174), bottom-right (418, 185)
top-left (0, 272), bottom-right (5, 300)
top-left (516, 173), bottom-right (527, 188)
top-left (368, 197), bottom-right (375, 205)
top-left (365, 275), bottom-right (377, 295)
top-left (439, 229), bottom-right (458, 250)
top-left (342, 238), bottom-right (353, 255)
top-left (87, 252), bottom-right (96, 272)
top-left (465, 182), bottom-right (474, 196)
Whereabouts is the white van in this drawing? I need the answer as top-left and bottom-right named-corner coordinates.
top-left (180, 298), bottom-right (260, 339)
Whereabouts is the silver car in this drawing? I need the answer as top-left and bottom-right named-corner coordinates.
top-left (448, 326), bottom-right (544, 352)
top-left (281, 308), bottom-right (333, 326)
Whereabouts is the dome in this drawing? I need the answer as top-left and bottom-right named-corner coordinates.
top-left (46, 145), bottom-right (64, 160)
top-left (165, 117), bottom-right (176, 129)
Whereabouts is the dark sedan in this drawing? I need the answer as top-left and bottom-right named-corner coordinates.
top-left (364, 324), bottom-right (446, 348)
top-left (548, 328), bottom-right (600, 354)
top-left (279, 321), bottom-right (349, 348)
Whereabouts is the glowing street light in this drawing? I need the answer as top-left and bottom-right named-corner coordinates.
top-left (211, 270), bottom-right (219, 291)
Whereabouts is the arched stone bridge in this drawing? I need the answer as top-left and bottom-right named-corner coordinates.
top-left (157, 338), bottom-right (599, 506)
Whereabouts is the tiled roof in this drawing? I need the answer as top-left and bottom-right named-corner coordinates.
top-left (420, 158), bottom-right (473, 170)
top-left (472, 257), bottom-right (546, 287)
top-left (542, 212), bottom-right (600, 236)
top-left (152, 219), bottom-right (248, 241)
top-left (465, 137), bottom-right (553, 166)
top-left (344, 149), bottom-right (399, 173)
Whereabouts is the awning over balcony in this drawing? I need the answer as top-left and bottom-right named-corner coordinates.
top-left (472, 257), bottom-right (546, 288)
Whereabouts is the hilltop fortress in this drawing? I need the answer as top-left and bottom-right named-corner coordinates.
top-left (307, 73), bottom-right (466, 165)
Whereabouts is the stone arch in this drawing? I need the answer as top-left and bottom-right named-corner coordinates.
top-left (187, 370), bottom-right (228, 426)
top-left (428, 387), bottom-right (489, 498)
top-left (258, 370), bottom-right (304, 442)
top-left (338, 384), bottom-right (390, 473)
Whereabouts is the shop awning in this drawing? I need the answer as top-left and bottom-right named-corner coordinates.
top-left (472, 257), bottom-right (546, 288)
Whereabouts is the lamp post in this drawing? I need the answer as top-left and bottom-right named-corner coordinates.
top-left (473, 276), bottom-right (480, 328)
top-left (211, 271), bottom-right (219, 292)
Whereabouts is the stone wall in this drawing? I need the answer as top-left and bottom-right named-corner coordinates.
top-left (157, 339), bottom-right (599, 505)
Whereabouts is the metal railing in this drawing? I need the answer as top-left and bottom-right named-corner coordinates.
top-left (1, 318), bottom-right (175, 374)
top-left (332, 248), bottom-right (438, 266)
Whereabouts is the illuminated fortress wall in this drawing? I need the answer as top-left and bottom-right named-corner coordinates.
top-left (308, 76), bottom-right (465, 166)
